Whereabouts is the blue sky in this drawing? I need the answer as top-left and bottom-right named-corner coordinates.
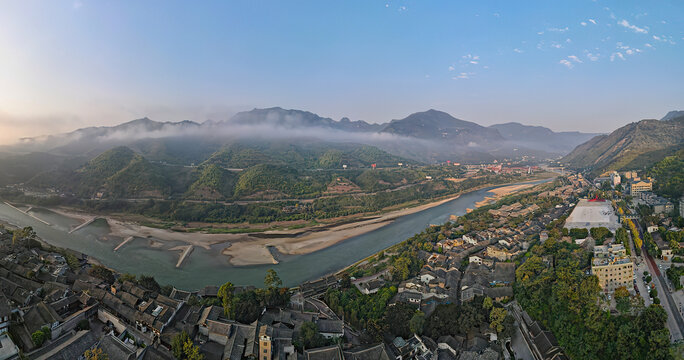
top-left (0, 0), bottom-right (682, 143)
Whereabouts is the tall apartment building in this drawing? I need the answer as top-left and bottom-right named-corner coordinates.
top-left (592, 244), bottom-right (633, 293)
top-left (629, 179), bottom-right (653, 196)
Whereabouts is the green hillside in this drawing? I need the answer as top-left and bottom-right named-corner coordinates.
top-left (561, 116), bottom-right (684, 174)
top-left (204, 142), bottom-right (409, 170)
top-left (103, 155), bottom-right (169, 198)
top-left (648, 148), bottom-right (684, 200)
top-left (186, 164), bottom-right (236, 200)
top-left (233, 164), bottom-right (328, 198)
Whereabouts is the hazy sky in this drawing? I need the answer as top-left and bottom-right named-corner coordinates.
top-left (0, 0), bottom-right (682, 144)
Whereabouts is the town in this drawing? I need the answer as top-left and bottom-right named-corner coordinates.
top-left (0, 166), bottom-right (680, 360)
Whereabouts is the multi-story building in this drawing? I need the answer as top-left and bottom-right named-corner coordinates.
top-left (629, 179), bottom-right (653, 196)
top-left (591, 244), bottom-right (633, 293)
top-left (258, 325), bottom-right (272, 360)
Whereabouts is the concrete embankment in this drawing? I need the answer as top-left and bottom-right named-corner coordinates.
top-left (3, 201), bottom-right (50, 225)
top-left (114, 236), bottom-right (135, 251)
top-left (68, 217), bottom-right (100, 234)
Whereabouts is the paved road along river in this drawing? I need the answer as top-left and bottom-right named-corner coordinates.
top-left (0, 178), bottom-right (553, 289)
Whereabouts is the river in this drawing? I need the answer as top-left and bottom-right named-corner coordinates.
top-left (0, 178), bottom-right (553, 289)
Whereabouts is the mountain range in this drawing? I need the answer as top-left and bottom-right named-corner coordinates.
top-left (2, 107), bottom-right (599, 163)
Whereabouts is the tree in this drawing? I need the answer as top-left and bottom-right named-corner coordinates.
top-left (171, 331), bottom-right (204, 360)
top-left (489, 307), bottom-right (508, 334)
top-left (182, 338), bottom-right (204, 360)
top-left (340, 273), bottom-right (352, 289)
top-left (217, 281), bottom-right (234, 316)
top-left (31, 330), bottom-right (46, 347)
top-left (85, 348), bottom-right (109, 360)
top-left (171, 331), bottom-right (191, 359)
top-left (137, 275), bottom-right (161, 293)
top-left (614, 287), bottom-right (631, 314)
top-left (88, 265), bottom-right (115, 284)
top-left (295, 322), bottom-right (327, 351)
top-left (264, 269), bottom-right (282, 289)
top-left (409, 311), bottom-right (426, 335)
top-left (483, 297), bottom-right (493, 310)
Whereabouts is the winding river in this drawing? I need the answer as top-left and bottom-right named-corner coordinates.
top-left (0, 178), bottom-right (553, 289)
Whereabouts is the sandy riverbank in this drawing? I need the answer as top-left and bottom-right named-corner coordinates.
top-left (473, 183), bottom-right (539, 208)
top-left (37, 177), bottom-right (550, 267)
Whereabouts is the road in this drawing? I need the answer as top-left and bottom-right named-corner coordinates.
top-left (636, 219), bottom-right (684, 341)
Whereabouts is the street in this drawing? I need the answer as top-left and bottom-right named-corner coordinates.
top-left (643, 247), bottom-right (684, 341)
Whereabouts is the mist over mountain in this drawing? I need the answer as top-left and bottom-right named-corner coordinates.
top-left (0, 107), bottom-right (604, 169)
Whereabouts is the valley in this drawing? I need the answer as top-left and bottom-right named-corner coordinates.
top-left (0, 177), bottom-right (554, 289)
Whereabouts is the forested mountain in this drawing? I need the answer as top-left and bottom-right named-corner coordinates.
top-left (561, 114), bottom-right (684, 174)
top-left (381, 109), bottom-right (503, 145)
top-left (648, 148), bottom-right (684, 200)
top-left (0, 107), bottom-right (603, 168)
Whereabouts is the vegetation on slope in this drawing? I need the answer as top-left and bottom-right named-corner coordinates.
top-left (561, 115), bottom-right (684, 174)
top-left (648, 148), bottom-right (684, 200)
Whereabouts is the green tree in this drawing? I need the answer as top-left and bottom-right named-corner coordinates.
top-left (614, 287), bottom-right (631, 314)
top-left (217, 281), bottom-right (234, 316)
top-left (483, 297), bottom-right (493, 310)
top-left (409, 311), bottom-right (426, 335)
top-left (489, 307), bottom-right (508, 334)
top-left (31, 330), bottom-right (46, 347)
top-left (171, 331), bottom-right (191, 359)
top-left (264, 269), bottom-right (283, 289)
top-left (295, 322), bottom-right (327, 351)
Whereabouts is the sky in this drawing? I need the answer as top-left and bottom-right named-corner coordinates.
top-left (0, 0), bottom-right (683, 144)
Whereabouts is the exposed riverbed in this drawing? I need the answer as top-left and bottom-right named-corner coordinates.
top-left (0, 178), bottom-right (553, 289)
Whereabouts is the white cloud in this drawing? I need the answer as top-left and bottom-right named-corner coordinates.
top-left (581, 22), bottom-right (587, 26)
top-left (589, 19), bottom-right (597, 25)
top-left (586, 52), bottom-right (599, 61)
top-left (448, 65), bottom-right (455, 71)
top-left (513, 48), bottom-right (524, 53)
top-left (548, 27), bottom-right (569, 32)
top-left (559, 59), bottom-right (573, 69)
top-left (618, 19), bottom-right (648, 34)
top-left (644, 43), bottom-right (653, 48)
top-left (537, 31), bottom-right (544, 35)
top-left (567, 55), bottom-right (583, 63)
top-left (452, 72), bottom-right (474, 80)
top-left (551, 43), bottom-right (563, 49)
top-left (610, 52), bottom-right (625, 61)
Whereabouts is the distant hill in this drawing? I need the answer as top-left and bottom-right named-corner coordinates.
top-left (561, 114), bottom-right (684, 174)
top-left (227, 107), bottom-right (384, 132)
top-left (381, 109), bottom-right (503, 145)
top-left (489, 122), bottom-right (600, 154)
top-left (28, 146), bottom-right (172, 198)
top-left (0, 107), bottom-right (615, 171)
top-left (662, 110), bottom-right (684, 121)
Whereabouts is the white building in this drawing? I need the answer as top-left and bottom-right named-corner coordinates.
top-left (564, 198), bottom-right (620, 232)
